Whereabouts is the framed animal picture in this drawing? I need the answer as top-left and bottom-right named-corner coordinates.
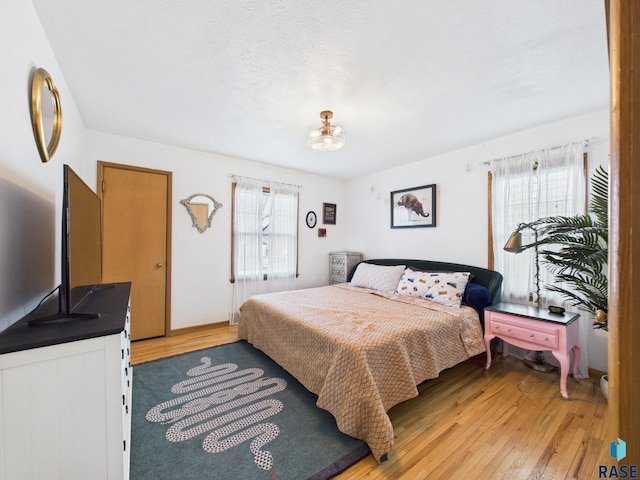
top-left (390, 184), bottom-right (436, 228)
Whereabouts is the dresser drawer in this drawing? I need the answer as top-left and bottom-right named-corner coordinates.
top-left (331, 266), bottom-right (345, 277)
top-left (331, 255), bottom-right (346, 266)
top-left (489, 314), bottom-right (559, 350)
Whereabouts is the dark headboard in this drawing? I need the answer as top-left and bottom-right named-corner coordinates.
top-left (347, 258), bottom-right (503, 307)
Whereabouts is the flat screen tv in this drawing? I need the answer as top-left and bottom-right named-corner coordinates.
top-left (29, 164), bottom-right (102, 324)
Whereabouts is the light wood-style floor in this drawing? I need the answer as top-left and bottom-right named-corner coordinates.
top-left (132, 324), bottom-right (612, 479)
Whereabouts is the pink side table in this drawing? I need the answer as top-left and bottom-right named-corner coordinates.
top-left (483, 302), bottom-right (580, 399)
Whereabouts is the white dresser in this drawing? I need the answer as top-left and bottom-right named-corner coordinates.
top-left (329, 252), bottom-right (363, 284)
top-left (0, 282), bottom-right (132, 480)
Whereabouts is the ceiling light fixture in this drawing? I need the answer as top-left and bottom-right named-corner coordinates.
top-left (308, 110), bottom-right (346, 151)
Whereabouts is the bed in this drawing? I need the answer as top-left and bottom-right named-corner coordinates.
top-left (237, 259), bottom-right (503, 461)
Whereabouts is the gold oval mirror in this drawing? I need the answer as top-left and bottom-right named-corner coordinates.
top-left (180, 194), bottom-right (223, 233)
top-left (30, 67), bottom-right (62, 163)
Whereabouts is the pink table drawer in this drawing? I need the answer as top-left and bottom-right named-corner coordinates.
top-left (490, 318), bottom-right (559, 350)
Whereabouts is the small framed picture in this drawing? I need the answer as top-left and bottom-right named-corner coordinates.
top-left (390, 184), bottom-right (436, 228)
top-left (323, 202), bottom-right (336, 225)
top-left (305, 210), bottom-right (317, 228)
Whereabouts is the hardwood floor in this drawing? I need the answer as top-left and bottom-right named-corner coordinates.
top-left (131, 324), bottom-right (612, 479)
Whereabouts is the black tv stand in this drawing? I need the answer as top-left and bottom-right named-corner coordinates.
top-left (27, 284), bottom-right (108, 325)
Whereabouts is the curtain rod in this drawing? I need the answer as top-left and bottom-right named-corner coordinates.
top-left (480, 138), bottom-right (592, 166)
top-left (226, 173), bottom-right (302, 189)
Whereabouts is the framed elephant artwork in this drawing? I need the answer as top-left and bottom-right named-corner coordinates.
top-left (390, 184), bottom-right (436, 228)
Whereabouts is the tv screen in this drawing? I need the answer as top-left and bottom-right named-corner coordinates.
top-left (29, 164), bottom-right (102, 324)
top-left (65, 164), bottom-right (102, 312)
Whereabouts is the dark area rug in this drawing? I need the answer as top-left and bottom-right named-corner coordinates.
top-left (130, 340), bottom-right (370, 480)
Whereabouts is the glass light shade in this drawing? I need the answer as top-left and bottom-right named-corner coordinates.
top-left (308, 127), bottom-right (346, 151)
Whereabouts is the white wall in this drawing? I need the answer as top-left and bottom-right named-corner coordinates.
top-left (345, 108), bottom-right (610, 371)
top-left (0, 0), bottom-right (87, 331)
top-left (86, 131), bottom-right (347, 330)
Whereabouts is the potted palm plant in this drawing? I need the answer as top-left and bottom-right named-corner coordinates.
top-left (511, 166), bottom-right (609, 396)
top-left (512, 166), bottom-right (608, 327)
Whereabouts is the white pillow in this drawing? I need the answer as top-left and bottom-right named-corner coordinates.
top-left (424, 272), bottom-right (470, 308)
top-left (350, 263), bottom-right (406, 293)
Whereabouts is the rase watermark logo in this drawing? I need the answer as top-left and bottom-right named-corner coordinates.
top-left (598, 438), bottom-right (638, 479)
top-left (612, 438), bottom-right (627, 462)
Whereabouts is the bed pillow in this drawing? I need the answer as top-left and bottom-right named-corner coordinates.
top-left (397, 269), bottom-right (471, 308)
top-left (350, 263), bottom-right (406, 293)
top-left (462, 282), bottom-right (492, 311)
top-left (396, 268), bottom-right (433, 298)
top-left (423, 271), bottom-right (471, 308)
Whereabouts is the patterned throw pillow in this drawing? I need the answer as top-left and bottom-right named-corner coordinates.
top-left (396, 268), bottom-right (433, 298)
top-left (350, 263), bottom-right (406, 293)
top-left (396, 269), bottom-right (471, 308)
top-left (424, 271), bottom-right (471, 308)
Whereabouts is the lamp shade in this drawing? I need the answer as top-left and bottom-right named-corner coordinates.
top-left (503, 231), bottom-right (523, 253)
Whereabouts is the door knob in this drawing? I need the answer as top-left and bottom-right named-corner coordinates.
top-left (156, 262), bottom-right (164, 268)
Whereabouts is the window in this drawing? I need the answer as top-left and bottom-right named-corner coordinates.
top-left (490, 143), bottom-right (587, 305)
top-left (230, 177), bottom-right (299, 283)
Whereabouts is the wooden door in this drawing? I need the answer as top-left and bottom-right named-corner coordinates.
top-left (98, 162), bottom-right (172, 340)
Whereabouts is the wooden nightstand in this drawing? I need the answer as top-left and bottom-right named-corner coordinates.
top-left (483, 302), bottom-right (581, 399)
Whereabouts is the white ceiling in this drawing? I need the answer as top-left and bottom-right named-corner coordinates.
top-left (31, 0), bottom-right (610, 180)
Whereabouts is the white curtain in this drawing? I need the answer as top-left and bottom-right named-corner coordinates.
top-left (491, 141), bottom-right (589, 375)
top-left (268, 182), bottom-right (299, 284)
top-left (230, 176), bottom-right (298, 324)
